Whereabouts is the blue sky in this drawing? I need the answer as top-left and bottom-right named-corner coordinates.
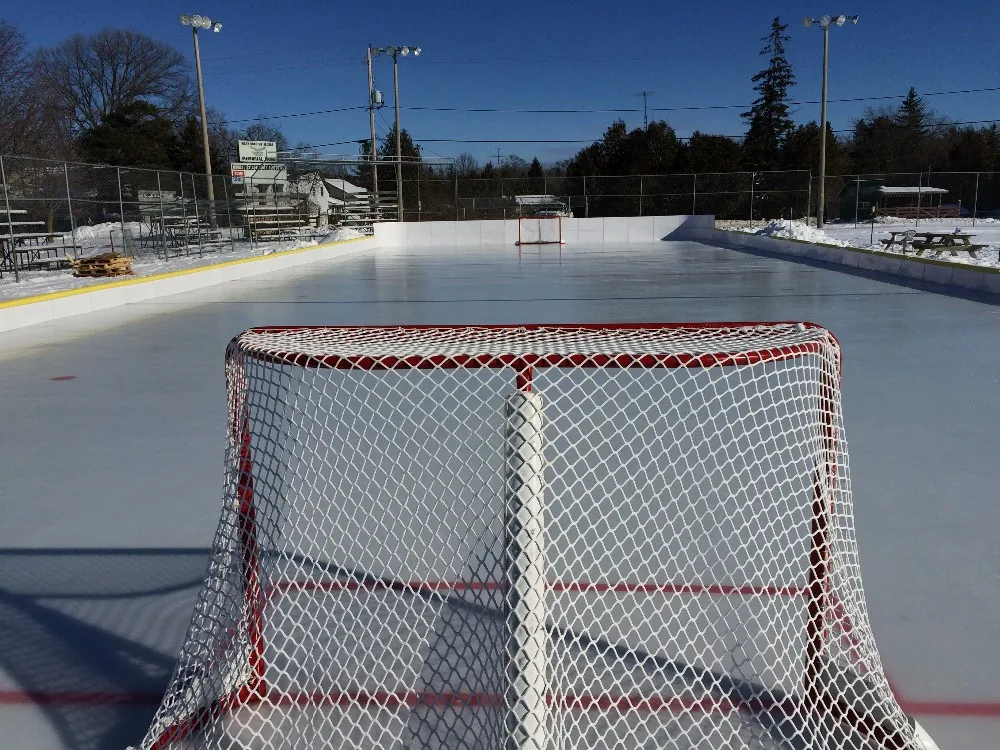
top-left (9, 1), bottom-right (1000, 166)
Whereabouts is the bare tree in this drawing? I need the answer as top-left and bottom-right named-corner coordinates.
top-left (0, 19), bottom-right (41, 155)
top-left (34, 29), bottom-right (193, 134)
top-left (454, 152), bottom-right (479, 176)
top-left (239, 121), bottom-right (290, 153)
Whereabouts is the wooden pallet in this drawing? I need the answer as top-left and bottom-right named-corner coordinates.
top-left (68, 252), bottom-right (133, 277)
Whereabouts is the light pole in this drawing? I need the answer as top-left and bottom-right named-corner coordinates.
top-left (180, 13), bottom-right (222, 226)
top-left (371, 45), bottom-right (421, 222)
top-left (803, 14), bottom-right (858, 228)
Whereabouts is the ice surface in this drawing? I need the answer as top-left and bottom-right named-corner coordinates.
top-left (0, 238), bottom-right (997, 748)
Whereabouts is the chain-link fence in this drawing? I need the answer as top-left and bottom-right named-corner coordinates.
top-left (5, 153), bottom-right (1000, 283)
top-left (403, 168), bottom-right (1000, 226)
top-left (0, 154), bottom-right (319, 282)
top-left (409, 170), bottom-right (812, 224)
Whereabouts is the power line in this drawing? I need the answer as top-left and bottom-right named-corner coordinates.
top-left (289, 116), bottom-right (1000, 153)
top-left (222, 106), bottom-right (367, 124)
top-left (220, 86), bottom-right (1000, 126)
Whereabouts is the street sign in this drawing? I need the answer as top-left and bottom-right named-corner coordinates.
top-left (238, 140), bottom-right (277, 163)
top-left (230, 162), bottom-right (287, 184)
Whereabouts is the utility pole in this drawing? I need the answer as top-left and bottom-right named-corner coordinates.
top-left (370, 45), bottom-right (421, 222)
top-left (803, 14), bottom-right (859, 228)
top-left (366, 45), bottom-right (379, 220)
top-left (180, 14), bottom-right (222, 227)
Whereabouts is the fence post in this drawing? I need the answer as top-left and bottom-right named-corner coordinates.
top-left (63, 163), bottom-right (77, 257)
top-left (583, 176), bottom-right (589, 219)
top-left (806, 171), bottom-right (812, 225)
top-left (454, 169), bottom-right (459, 222)
top-left (692, 173), bottom-right (697, 215)
top-left (915, 172), bottom-right (921, 228)
top-left (749, 172), bottom-right (755, 228)
top-left (639, 175), bottom-right (643, 217)
top-left (190, 173), bottom-right (202, 255)
top-left (1, 156), bottom-right (19, 282)
top-left (854, 174), bottom-right (860, 228)
top-left (178, 172), bottom-right (189, 255)
top-left (156, 172), bottom-right (166, 258)
top-left (223, 176), bottom-right (235, 251)
top-left (117, 167), bottom-right (128, 256)
top-left (972, 172), bottom-right (979, 227)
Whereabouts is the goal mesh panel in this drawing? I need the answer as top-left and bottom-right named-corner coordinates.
top-left (518, 217), bottom-right (562, 244)
top-left (139, 323), bottom-right (915, 750)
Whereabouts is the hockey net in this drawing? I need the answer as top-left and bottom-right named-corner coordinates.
top-left (518, 216), bottom-right (564, 245)
top-left (138, 323), bottom-right (924, 750)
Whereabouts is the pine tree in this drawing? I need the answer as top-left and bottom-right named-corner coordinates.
top-left (741, 17), bottom-right (795, 170)
top-left (895, 87), bottom-right (930, 170)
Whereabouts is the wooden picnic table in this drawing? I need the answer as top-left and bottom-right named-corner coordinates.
top-left (911, 231), bottom-right (984, 257)
top-left (880, 230), bottom-right (916, 251)
top-left (880, 230), bottom-right (985, 258)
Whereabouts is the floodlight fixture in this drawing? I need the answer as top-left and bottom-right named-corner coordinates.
top-left (212, 21), bottom-right (222, 32)
top-left (803, 17), bottom-right (813, 27)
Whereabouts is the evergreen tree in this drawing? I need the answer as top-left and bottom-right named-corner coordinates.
top-left (894, 87), bottom-right (930, 170)
top-left (682, 132), bottom-right (743, 174)
top-left (78, 100), bottom-right (175, 168)
top-left (379, 126), bottom-right (422, 217)
top-left (528, 157), bottom-right (544, 180)
top-left (741, 17), bottom-right (795, 170)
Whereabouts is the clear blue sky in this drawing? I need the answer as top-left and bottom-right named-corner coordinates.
top-left (10, 1), bottom-right (1000, 166)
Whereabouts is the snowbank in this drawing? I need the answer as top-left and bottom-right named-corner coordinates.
top-left (752, 220), bottom-right (848, 246)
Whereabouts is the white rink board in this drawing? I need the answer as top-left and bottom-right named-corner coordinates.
top-left (0, 222), bottom-right (997, 748)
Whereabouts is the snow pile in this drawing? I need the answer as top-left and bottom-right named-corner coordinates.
top-left (752, 219), bottom-right (848, 247)
top-left (73, 221), bottom-right (147, 244)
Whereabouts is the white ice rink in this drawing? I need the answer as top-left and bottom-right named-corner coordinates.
top-left (0, 234), bottom-right (998, 748)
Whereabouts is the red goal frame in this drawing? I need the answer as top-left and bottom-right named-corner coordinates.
top-left (150, 322), bottom-right (908, 750)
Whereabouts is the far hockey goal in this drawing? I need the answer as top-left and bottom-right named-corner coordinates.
top-left (517, 215), bottom-right (564, 245)
top-left (138, 323), bottom-right (936, 750)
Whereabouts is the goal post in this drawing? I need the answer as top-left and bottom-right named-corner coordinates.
top-left (137, 323), bottom-right (936, 750)
top-left (517, 216), bottom-right (564, 245)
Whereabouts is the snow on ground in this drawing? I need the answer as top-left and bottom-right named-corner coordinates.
top-left (718, 217), bottom-right (1000, 269)
top-left (0, 225), bottom-right (365, 302)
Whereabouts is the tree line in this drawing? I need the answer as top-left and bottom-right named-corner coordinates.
top-left (2, 15), bottom-right (999, 187)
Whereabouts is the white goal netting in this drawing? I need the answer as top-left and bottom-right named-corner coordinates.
top-left (138, 323), bottom-right (922, 750)
top-left (518, 217), bottom-right (563, 245)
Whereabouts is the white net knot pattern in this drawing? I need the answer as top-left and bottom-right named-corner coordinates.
top-left (138, 323), bottom-right (920, 750)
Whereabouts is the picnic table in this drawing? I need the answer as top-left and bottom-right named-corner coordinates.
top-left (880, 230), bottom-right (916, 252)
top-left (910, 232), bottom-right (985, 257)
top-left (880, 230), bottom-right (985, 258)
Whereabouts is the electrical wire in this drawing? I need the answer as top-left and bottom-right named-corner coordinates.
top-left (220, 87), bottom-right (1000, 124)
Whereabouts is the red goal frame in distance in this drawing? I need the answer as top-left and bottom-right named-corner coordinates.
top-left (517, 215), bottom-right (563, 245)
top-left (149, 322), bottom-right (911, 750)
